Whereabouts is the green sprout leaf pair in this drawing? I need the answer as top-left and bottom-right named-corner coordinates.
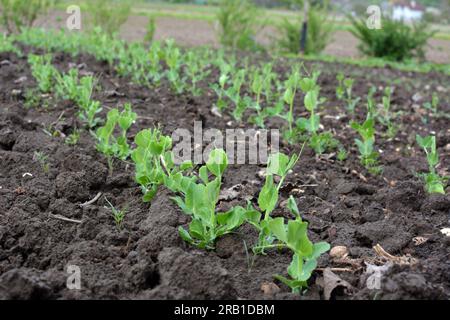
top-left (243, 152), bottom-right (301, 255)
top-left (96, 103), bottom-right (137, 161)
top-left (295, 73), bottom-right (337, 155)
top-left (416, 135), bottom-right (446, 194)
top-left (131, 128), bottom-right (173, 202)
top-left (268, 200), bottom-right (330, 293)
top-left (336, 73), bottom-right (360, 113)
top-left (174, 149), bottom-right (246, 249)
top-left (76, 76), bottom-right (102, 128)
top-left (351, 118), bottom-right (381, 174)
top-left (28, 54), bottom-right (58, 94)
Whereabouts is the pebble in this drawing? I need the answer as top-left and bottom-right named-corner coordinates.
top-left (261, 282), bottom-right (280, 296)
top-left (440, 228), bottom-right (450, 237)
top-left (330, 246), bottom-right (349, 259)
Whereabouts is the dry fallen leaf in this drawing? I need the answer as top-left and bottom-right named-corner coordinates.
top-left (218, 184), bottom-right (243, 201)
top-left (14, 187), bottom-right (26, 195)
top-left (319, 268), bottom-right (353, 300)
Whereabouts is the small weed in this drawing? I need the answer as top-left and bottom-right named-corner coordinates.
top-left (416, 135), bottom-right (447, 194)
top-left (104, 197), bottom-right (127, 230)
top-left (65, 129), bottom-right (80, 146)
top-left (33, 151), bottom-right (49, 174)
top-left (351, 118), bottom-right (382, 174)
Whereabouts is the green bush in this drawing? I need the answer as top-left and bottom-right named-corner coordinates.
top-left (277, 16), bottom-right (301, 54)
top-left (0, 33), bottom-right (21, 54)
top-left (277, 5), bottom-right (334, 55)
top-left (216, 0), bottom-right (261, 51)
top-left (85, 0), bottom-right (131, 35)
top-left (349, 15), bottom-right (435, 62)
top-left (144, 15), bottom-right (156, 44)
top-left (0, 0), bottom-right (55, 34)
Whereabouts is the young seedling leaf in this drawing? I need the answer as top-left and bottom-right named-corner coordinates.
top-left (206, 148), bottom-right (228, 177)
top-left (268, 217), bottom-right (287, 243)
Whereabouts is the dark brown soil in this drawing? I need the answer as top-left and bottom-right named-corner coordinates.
top-left (0, 46), bottom-right (449, 300)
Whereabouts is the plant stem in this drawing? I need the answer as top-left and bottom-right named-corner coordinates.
top-left (288, 95), bottom-right (294, 135)
top-left (252, 243), bottom-right (287, 251)
top-left (107, 156), bottom-right (114, 176)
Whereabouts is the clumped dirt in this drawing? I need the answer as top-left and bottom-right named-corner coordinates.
top-left (0, 46), bottom-right (449, 300)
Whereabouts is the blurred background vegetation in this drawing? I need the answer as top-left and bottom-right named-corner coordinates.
top-left (139, 0), bottom-right (449, 24)
top-left (1, 0), bottom-right (449, 63)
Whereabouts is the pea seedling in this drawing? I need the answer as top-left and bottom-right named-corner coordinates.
top-left (377, 87), bottom-right (398, 139)
top-left (336, 73), bottom-right (345, 100)
top-left (421, 93), bottom-right (449, 123)
top-left (261, 63), bottom-right (277, 106)
top-left (24, 88), bottom-right (46, 109)
top-left (416, 135), bottom-right (446, 194)
top-left (211, 61), bottom-right (232, 112)
top-left (423, 93), bottom-right (439, 116)
top-left (55, 68), bottom-right (80, 101)
top-left (164, 40), bottom-right (185, 94)
top-left (77, 76), bottom-right (102, 128)
top-left (337, 147), bottom-right (348, 162)
top-left (248, 68), bottom-right (267, 127)
top-left (247, 64), bottom-right (277, 128)
top-left (54, 68), bottom-right (102, 128)
top-left (173, 149), bottom-right (247, 250)
top-left (131, 128), bottom-right (174, 202)
top-left (28, 54), bottom-right (57, 94)
top-left (350, 118), bottom-right (381, 174)
top-left (227, 69), bottom-right (248, 122)
top-left (117, 43), bottom-right (150, 85)
top-left (366, 86), bottom-right (378, 120)
top-left (296, 74), bottom-right (337, 154)
top-left (336, 73), bottom-right (360, 114)
top-left (0, 34), bottom-right (21, 56)
top-left (268, 199), bottom-right (330, 293)
top-left (96, 103), bottom-right (137, 171)
top-left (282, 66), bottom-right (302, 142)
top-left (246, 152), bottom-right (300, 254)
top-left (184, 51), bottom-right (211, 96)
top-left (148, 41), bottom-right (163, 85)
